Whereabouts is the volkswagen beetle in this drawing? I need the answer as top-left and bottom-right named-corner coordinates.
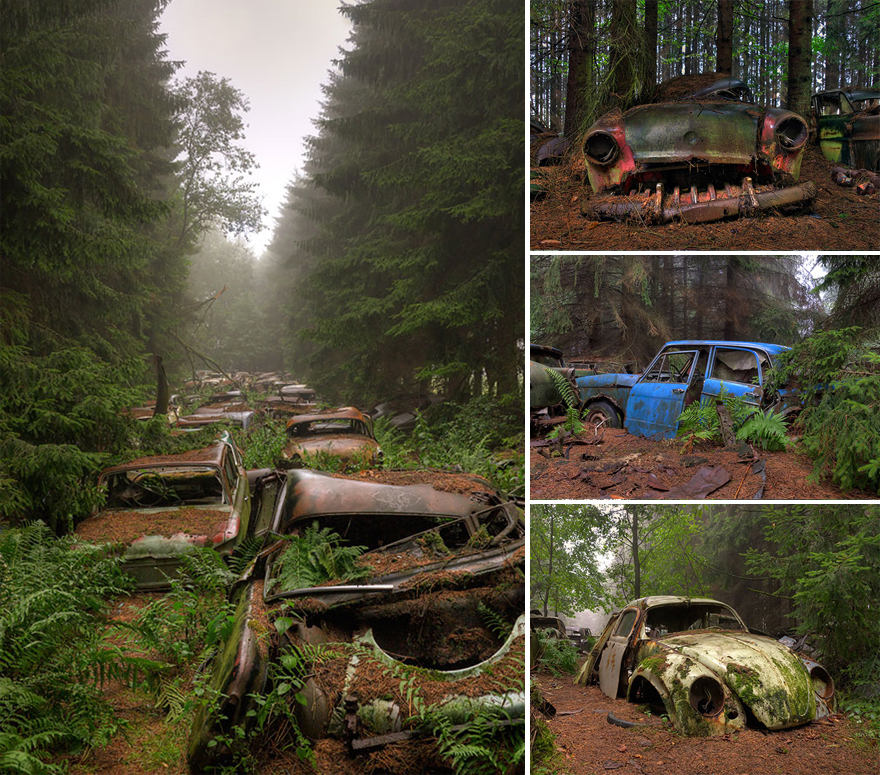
top-left (576, 596), bottom-right (834, 735)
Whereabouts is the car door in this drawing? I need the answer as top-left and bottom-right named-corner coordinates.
top-left (624, 349), bottom-right (700, 439)
top-left (598, 607), bottom-right (641, 698)
top-left (701, 346), bottom-right (767, 409)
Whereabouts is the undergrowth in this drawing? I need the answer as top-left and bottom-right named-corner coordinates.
top-left (532, 629), bottom-right (581, 676)
top-left (0, 523), bottom-right (157, 774)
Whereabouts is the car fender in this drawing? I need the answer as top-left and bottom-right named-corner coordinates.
top-left (629, 648), bottom-right (746, 736)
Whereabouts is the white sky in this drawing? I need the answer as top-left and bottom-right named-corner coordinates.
top-left (159, 1), bottom-right (352, 256)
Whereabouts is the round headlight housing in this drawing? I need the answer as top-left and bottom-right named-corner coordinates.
top-left (584, 130), bottom-right (620, 165)
top-left (775, 116), bottom-right (808, 151)
top-left (689, 675), bottom-right (725, 717)
top-left (810, 665), bottom-right (834, 700)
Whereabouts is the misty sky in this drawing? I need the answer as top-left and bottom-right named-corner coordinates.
top-left (159, 1), bottom-right (352, 256)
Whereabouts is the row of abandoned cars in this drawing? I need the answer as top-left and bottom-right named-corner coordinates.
top-left (73, 430), bottom-right (525, 770)
top-left (532, 74), bottom-right (879, 221)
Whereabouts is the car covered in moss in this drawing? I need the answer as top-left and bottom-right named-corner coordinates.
top-left (530, 343), bottom-right (587, 414)
top-left (576, 596), bottom-right (834, 735)
top-left (812, 87), bottom-right (880, 171)
top-left (582, 74), bottom-right (816, 223)
top-left (74, 434), bottom-right (252, 590)
top-left (187, 469), bottom-right (525, 771)
top-left (575, 339), bottom-right (794, 439)
top-left (281, 407), bottom-right (382, 469)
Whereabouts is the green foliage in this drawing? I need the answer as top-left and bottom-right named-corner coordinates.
top-left (736, 409), bottom-right (790, 451)
top-left (533, 630), bottom-right (580, 676)
top-left (373, 396), bottom-right (525, 494)
top-left (840, 695), bottom-right (880, 744)
top-left (271, 0), bottom-right (522, 405)
top-left (676, 384), bottom-right (756, 446)
top-left (428, 705), bottom-right (525, 775)
top-left (545, 368), bottom-right (585, 441)
top-left (530, 715), bottom-right (566, 775)
top-left (530, 503), bottom-right (610, 616)
top-left (0, 524), bottom-right (149, 771)
top-left (229, 417), bottom-right (288, 470)
top-left (768, 328), bottom-right (880, 492)
top-left (743, 505), bottom-right (880, 689)
top-left (268, 524), bottom-right (370, 593)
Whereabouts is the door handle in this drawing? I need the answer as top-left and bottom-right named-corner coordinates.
top-left (672, 388), bottom-right (685, 394)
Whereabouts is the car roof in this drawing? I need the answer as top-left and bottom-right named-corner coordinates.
top-left (530, 343), bottom-right (564, 358)
top-left (101, 440), bottom-right (226, 474)
top-left (619, 596), bottom-right (734, 611)
top-left (813, 87), bottom-right (880, 101)
top-left (286, 406), bottom-right (367, 426)
top-left (662, 340), bottom-right (790, 356)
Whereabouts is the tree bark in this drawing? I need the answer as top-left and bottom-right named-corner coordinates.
top-left (564, 0), bottom-right (595, 138)
top-left (607, 0), bottom-right (641, 111)
top-left (787, 0), bottom-right (812, 116)
top-left (645, 0), bottom-right (658, 87)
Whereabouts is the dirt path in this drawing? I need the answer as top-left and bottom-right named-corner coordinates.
top-left (530, 144), bottom-right (880, 251)
top-left (533, 671), bottom-right (879, 775)
top-left (530, 428), bottom-right (874, 500)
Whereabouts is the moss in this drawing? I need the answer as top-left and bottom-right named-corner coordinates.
top-left (467, 525), bottom-right (491, 549)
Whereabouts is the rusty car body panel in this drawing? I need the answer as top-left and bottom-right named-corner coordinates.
top-left (576, 596), bottom-right (834, 735)
top-left (75, 435), bottom-right (251, 589)
top-left (812, 88), bottom-right (880, 171)
top-left (575, 340), bottom-right (792, 439)
top-left (582, 75), bottom-right (815, 223)
top-left (282, 406), bottom-right (382, 468)
top-left (188, 469), bottom-right (525, 769)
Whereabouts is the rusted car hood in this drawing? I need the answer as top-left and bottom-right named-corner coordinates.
top-left (659, 631), bottom-right (816, 728)
top-left (620, 102), bottom-right (761, 165)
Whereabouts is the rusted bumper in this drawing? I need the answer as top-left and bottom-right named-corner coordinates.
top-left (584, 179), bottom-right (817, 224)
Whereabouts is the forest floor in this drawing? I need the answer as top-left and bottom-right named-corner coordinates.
top-left (530, 427), bottom-right (875, 500)
top-left (532, 670), bottom-right (879, 775)
top-left (530, 143), bottom-right (880, 251)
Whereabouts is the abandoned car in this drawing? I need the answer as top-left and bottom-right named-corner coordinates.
top-left (812, 87), bottom-right (880, 172)
top-left (576, 596), bottom-right (834, 735)
top-left (582, 74), bottom-right (816, 223)
top-left (530, 343), bottom-right (584, 413)
top-left (281, 407), bottom-right (382, 468)
top-left (575, 339), bottom-right (792, 439)
top-left (74, 434), bottom-right (252, 590)
top-left (187, 469), bottom-right (525, 770)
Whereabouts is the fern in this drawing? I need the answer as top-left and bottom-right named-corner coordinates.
top-left (532, 629), bottom-right (580, 676)
top-left (477, 602), bottom-right (511, 641)
top-left (737, 410), bottom-right (790, 451)
top-left (268, 523), bottom-right (370, 593)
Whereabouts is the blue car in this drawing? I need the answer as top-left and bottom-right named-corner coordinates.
top-left (575, 340), bottom-right (792, 439)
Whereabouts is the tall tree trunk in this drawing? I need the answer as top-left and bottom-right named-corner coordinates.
top-left (645, 0), bottom-right (658, 87)
top-left (631, 508), bottom-right (641, 599)
top-left (787, 0), bottom-right (812, 116)
top-left (607, 0), bottom-right (641, 111)
top-left (717, 0), bottom-right (734, 73)
top-left (825, 0), bottom-right (845, 90)
top-left (564, 0), bottom-right (595, 138)
top-left (542, 510), bottom-right (555, 616)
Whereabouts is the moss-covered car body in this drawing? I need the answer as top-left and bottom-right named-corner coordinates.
top-left (75, 434), bottom-right (251, 590)
top-left (575, 339), bottom-right (793, 439)
top-left (812, 88), bottom-right (880, 171)
top-left (281, 407), bottom-right (382, 468)
top-left (582, 74), bottom-right (816, 223)
top-left (576, 596), bottom-right (834, 735)
top-left (530, 343), bottom-right (589, 413)
top-left (188, 469), bottom-right (525, 770)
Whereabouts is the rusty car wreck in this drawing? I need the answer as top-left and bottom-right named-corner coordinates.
top-left (576, 596), bottom-right (835, 736)
top-left (187, 469), bottom-right (525, 771)
top-left (74, 434), bottom-right (252, 590)
top-left (581, 74), bottom-right (817, 223)
top-left (813, 87), bottom-right (880, 172)
top-left (575, 340), bottom-right (795, 439)
top-left (281, 407), bottom-right (382, 469)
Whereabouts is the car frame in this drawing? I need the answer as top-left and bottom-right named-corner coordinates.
top-left (187, 469), bottom-right (525, 769)
top-left (74, 434), bottom-right (252, 590)
top-left (576, 596), bottom-right (835, 735)
top-left (581, 74), bottom-right (817, 223)
top-left (812, 87), bottom-right (880, 172)
top-left (529, 343), bottom-right (586, 414)
top-left (282, 406), bottom-right (382, 468)
top-left (575, 339), bottom-right (793, 439)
